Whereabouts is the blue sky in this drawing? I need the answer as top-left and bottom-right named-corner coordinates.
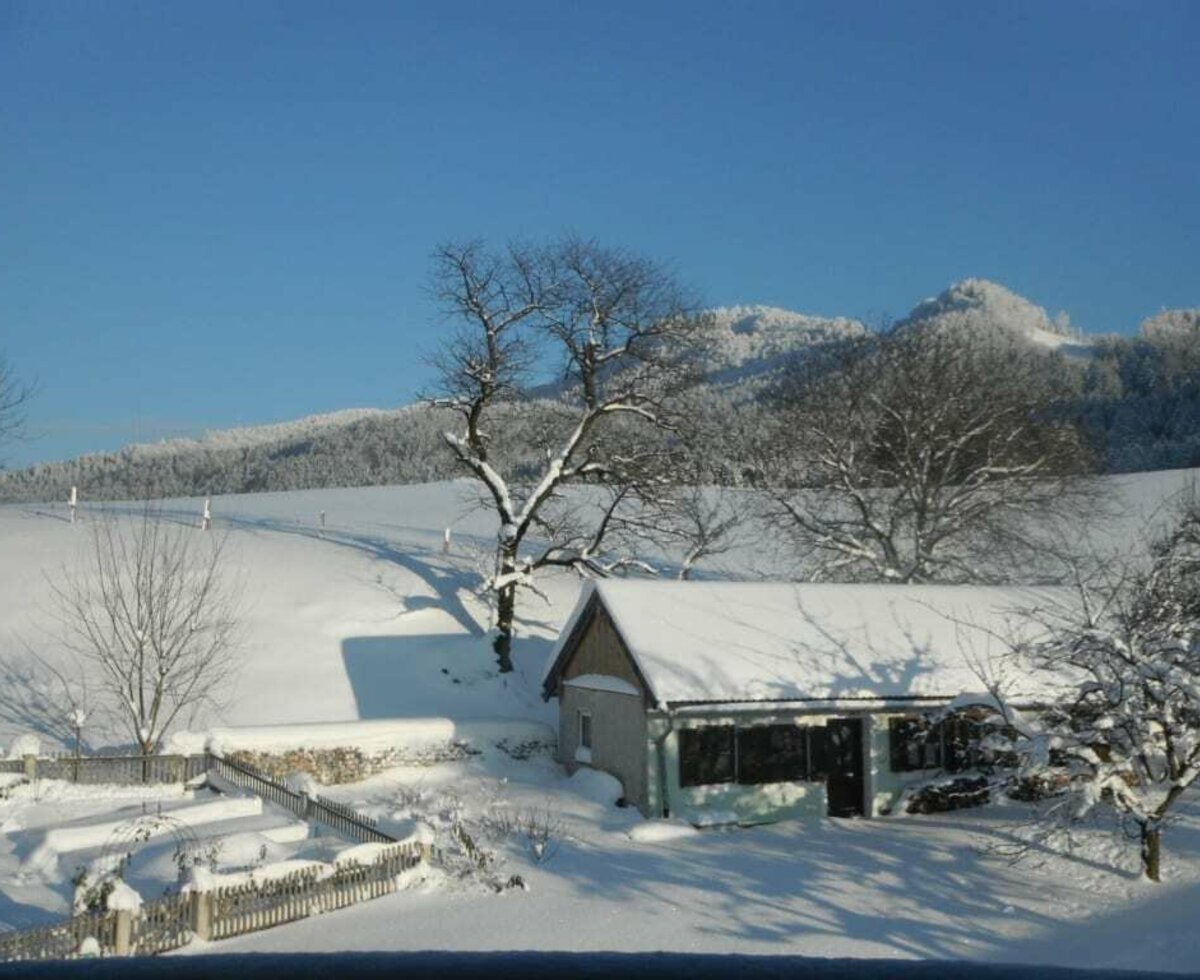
top-left (2, 1), bottom-right (1197, 466)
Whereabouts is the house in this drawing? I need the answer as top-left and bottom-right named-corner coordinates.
top-left (541, 580), bottom-right (1062, 824)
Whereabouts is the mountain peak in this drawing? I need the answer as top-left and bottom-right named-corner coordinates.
top-left (902, 278), bottom-right (1089, 354)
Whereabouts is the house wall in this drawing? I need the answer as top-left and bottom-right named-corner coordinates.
top-left (650, 709), bottom-right (832, 825)
top-left (554, 604), bottom-right (652, 811)
top-left (560, 685), bottom-right (649, 810)
top-left (648, 708), bottom-right (937, 824)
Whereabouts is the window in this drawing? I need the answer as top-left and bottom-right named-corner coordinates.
top-left (737, 725), bottom-right (808, 784)
top-left (889, 713), bottom-right (1005, 773)
top-left (679, 726), bottom-right (735, 787)
top-left (579, 711), bottom-right (593, 750)
top-left (680, 723), bottom-right (818, 787)
top-left (889, 717), bottom-right (941, 772)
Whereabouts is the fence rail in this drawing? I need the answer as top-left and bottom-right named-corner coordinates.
top-left (207, 754), bottom-right (396, 844)
top-left (0, 754), bottom-right (207, 785)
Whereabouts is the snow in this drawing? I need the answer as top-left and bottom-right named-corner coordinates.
top-left (24, 796), bottom-right (263, 875)
top-left (566, 769), bottom-right (623, 806)
top-left (180, 718), bottom-right (555, 759)
top-left (563, 674), bottom-right (640, 697)
top-left (6, 735), bottom-right (40, 760)
top-left (104, 878), bottom-right (142, 912)
top-left (627, 820), bottom-right (699, 843)
top-left (1, 470), bottom-right (1200, 969)
top-left (549, 580), bottom-right (1067, 706)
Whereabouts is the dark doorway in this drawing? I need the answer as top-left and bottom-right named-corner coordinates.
top-left (825, 718), bottom-right (865, 817)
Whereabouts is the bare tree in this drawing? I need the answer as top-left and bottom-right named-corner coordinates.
top-left (0, 354), bottom-right (34, 460)
top-left (428, 237), bottom-right (704, 670)
top-left (49, 508), bottom-right (240, 756)
top-left (760, 323), bottom-right (1091, 583)
top-left (1014, 498), bottom-right (1200, 881)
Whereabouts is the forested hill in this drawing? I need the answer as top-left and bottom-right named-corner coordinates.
top-left (2, 281), bottom-right (1197, 504)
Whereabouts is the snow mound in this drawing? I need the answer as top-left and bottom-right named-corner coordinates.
top-left (567, 769), bottom-right (624, 806)
top-left (105, 879), bottom-right (143, 912)
top-left (6, 734), bottom-right (40, 759)
top-left (180, 718), bottom-right (555, 760)
top-left (628, 820), bottom-right (699, 844)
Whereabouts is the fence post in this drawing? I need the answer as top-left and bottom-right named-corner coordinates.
top-left (189, 890), bottom-right (212, 941)
top-left (22, 754), bottom-right (37, 781)
top-left (114, 910), bottom-right (132, 956)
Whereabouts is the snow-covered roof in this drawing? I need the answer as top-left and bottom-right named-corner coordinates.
top-left (546, 580), bottom-right (1067, 706)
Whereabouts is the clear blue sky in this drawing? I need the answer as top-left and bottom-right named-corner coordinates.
top-left (2, 0), bottom-right (1197, 466)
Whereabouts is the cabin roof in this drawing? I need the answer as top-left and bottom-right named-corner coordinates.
top-left (543, 580), bottom-right (1070, 707)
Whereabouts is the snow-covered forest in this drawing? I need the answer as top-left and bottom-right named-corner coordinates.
top-left (3, 281), bottom-right (1197, 505)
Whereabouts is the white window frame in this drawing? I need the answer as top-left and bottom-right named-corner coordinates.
top-left (576, 709), bottom-right (594, 763)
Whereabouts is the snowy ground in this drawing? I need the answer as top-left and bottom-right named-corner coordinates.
top-left (1, 470), bottom-right (1199, 969)
top-left (189, 746), bottom-right (1200, 973)
top-left (0, 777), bottom-right (361, 929)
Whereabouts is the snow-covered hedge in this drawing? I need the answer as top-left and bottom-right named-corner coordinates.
top-left (167, 719), bottom-right (556, 785)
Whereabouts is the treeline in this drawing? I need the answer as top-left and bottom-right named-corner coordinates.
top-left (1, 307), bottom-right (1197, 506)
top-left (1076, 310), bottom-right (1200, 473)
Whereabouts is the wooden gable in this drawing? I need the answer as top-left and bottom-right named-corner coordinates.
top-left (544, 594), bottom-right (656, 705)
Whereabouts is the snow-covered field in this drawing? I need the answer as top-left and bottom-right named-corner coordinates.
top-left (1, 469), bottom-right (1198, 970)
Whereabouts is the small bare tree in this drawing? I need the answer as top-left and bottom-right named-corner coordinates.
top-left (761, 323), bottom-right (1090, 583)
top-left (1016, 498), bottom-right (1200, 881)
top-left (50, 508), bottom-right (240, 756)
top-left (0, 353), bottom-right (34, 460)
top-left (428, 237), bottom-right (704, 670)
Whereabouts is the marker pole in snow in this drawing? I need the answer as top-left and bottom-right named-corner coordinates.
top-left (201, 496), bottom-right (212, 531)
top-left (443, 526), bottom-right (451, 553)
top-left (69, 486), bottom-right (78, 525)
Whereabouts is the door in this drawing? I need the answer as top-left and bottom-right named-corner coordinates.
top-left (825, 718), bottom-right (865, 817)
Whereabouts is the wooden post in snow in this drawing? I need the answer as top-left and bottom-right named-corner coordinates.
top-left (200, 496), bottom-right (212, 532)
top-left (69, 486), bottom-right (78, 524)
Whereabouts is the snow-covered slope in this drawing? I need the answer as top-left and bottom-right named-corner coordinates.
top-left (699, 305), bottom-right (865, 380)
top-left (1, 468), bottom-right (1195, 752)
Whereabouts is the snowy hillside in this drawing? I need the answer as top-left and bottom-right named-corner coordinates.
top-left (1, 468), bottom-right (1195, 748)
top-left (699, 305), bottom-right (865, 380)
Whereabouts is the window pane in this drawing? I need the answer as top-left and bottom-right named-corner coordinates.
top-left (737, 725), bottom-right (808, 784)
top-left (679, 726), bottom-right (735, 787)
top-left (579, 712), bottom-right (592, 750)
top-left (890, 717), bottom-right (942, 772)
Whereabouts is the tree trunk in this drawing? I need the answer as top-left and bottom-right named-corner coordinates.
top-left (1141, 824), bottom-right (1162, 882)
top-left (493, 547), bottom-right (517, 674)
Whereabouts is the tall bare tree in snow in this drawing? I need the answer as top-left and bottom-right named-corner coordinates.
top-left (428, 237), bottom-right (704, 670)
top-left (761, 323), bottom-right (1090, 583)
top-left (50, 508), bottom-right (241, 756)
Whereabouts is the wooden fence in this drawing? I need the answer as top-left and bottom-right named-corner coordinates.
top-left (0, 908), bottom-right (117, 962)
top-left (0, 754), bottom-right (208, 785)
top-left (206, 843), bottom-right (424, 940)
top-left (0, 841), bottom-right (426, 962)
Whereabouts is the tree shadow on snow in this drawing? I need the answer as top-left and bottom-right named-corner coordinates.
top-left (341, 634), bottom-right (556, 720)
top-left (548, 809), bottom-right (1137, 963)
